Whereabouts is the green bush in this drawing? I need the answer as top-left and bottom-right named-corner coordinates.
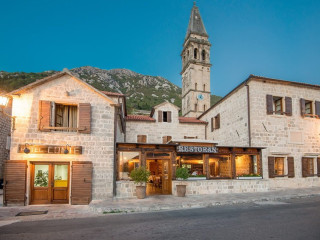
top-left (176, 167), bottom-right (189, 180)
top-left (130, 167), bottom-right (150, 186)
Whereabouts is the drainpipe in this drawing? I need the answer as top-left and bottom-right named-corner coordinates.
top-left (112, 105), bottom-right (119, 197)
top-left (245, 84), bottom-right (252, 147)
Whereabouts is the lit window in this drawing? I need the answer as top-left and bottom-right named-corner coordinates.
top-left (118, 152), bottom-right (140, 180)
top-left (274, 157), bottom-right (284, 176)
top-left (55, 104), bottom-right (78, 131)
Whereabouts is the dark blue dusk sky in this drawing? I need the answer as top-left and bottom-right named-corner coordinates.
top-left (1, 0), bottom-right (319, 97)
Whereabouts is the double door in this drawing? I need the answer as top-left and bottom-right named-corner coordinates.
top-left (30, 162), bottom-right (69, 204)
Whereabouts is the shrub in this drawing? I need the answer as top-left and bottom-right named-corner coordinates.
top-left (176, 167), bottom-right (189, 180)
top-left (130, 167), bottom-right (150, 186)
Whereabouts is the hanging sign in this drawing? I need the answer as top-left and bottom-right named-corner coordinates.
top-left (18, 144), bottom-right (82, 155)
top-left (176, 145), bottom-right (218, 153)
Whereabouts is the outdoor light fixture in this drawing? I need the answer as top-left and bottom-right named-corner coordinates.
top-left (24, 143), bottom-right (30, 154)
top-left (64, 144), bottom-right (70, 154)
top-left (0, 95), bottom-right (16, 130)
top-left (0, 95), bottom-right (9, 107)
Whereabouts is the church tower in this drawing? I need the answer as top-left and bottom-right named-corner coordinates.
top-left (181, 2), bottom-right (211, 117)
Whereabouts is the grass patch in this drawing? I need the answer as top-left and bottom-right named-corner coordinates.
top-left (103, 209), bottom-right (127, 214)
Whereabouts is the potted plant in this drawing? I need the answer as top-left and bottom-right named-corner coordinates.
top-left (175, 167), bottom-right (189, 197)
top-left (130, 167), bottom-right (150, 199)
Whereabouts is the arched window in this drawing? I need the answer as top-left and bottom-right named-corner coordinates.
top-left (203, 84), bottom-right (206, 91)
top-left (194, 48), bottom-right (198, 59)
top-left (202, 50), bottom-right (206, 61)
top-left (195, 83), bottom-right (197, 90)
top-left (195, 104), bottom-right (198, 111)
top-left (203, 105), bottom-right (206, 111)
top-left (187, 50), bottom-right (189, 57)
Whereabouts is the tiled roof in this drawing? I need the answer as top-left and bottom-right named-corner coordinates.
top-left (101, 91), bottom-right (125, 97)
top-left (126, 115), bottom-right (156, 122)
top-left (179, 117), bottom-right (207, 124)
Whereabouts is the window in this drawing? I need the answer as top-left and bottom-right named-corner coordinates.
top-left (214, 114), bottom-right (220, 130)
top-left (202, 50), bottom-right (206, 61)
top-left (273, 97), bottom-right (283, 115)
top-left (162, 136), bottom-right (172, 144)
top-left (203, 84), bottom-right (206, 91)
top-left (180, 154), bottom-right (204, 177)
top-left (235, 155), bottom-right (260, 177)
top-left (209, 155), bottom-right (232, 179)
top-left (195, 83), bottom-right (197, 90)
top-left (55, 104), bottom-right (78, 131)
top-left (274, 157), bottom-right (284, 176)
top-left (302, 158), bottom-right (314, 177)
top-left (137, 135), bottom-right (147, 143)
top-left (305, 101), bottom-right (312, 114)
top-left (203, 105), bottom-right (206, 112)
top-left (158, 111), bottom-right (171, 122)
top-left (118, 151), bottom-right (140, 180)
top-left (266, 95), bottom-right (292, 116)
top-left (194, 48), bottom-right (198, 59)
top-left (300, 99), bottom-right (320, 118)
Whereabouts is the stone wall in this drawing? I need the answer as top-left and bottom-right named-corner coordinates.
top-left (0, 98), bottom-right (11, 179)
top-left (248, 80), bottom-right (320, 185)
top-left (10, 75), bottom-right (117, 201)
top-left (126, 102), bottom-right (206, 143)
top-left (172, 179), bottom-right (269, 196)
top-left (200, 86), bottom-right (249, 146)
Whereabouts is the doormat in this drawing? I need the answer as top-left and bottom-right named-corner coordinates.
top-left (16, 210), bottom-right (48, 216)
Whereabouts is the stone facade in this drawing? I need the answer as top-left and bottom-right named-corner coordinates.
top-left (125, 102), bottom-right (206, 143)
top-left (9, 73), bottom-right (123, 201)
top-left (201, 86), bottom-right (249, 146)
top-left (200, 76), bottom-right (320, 189)
top-left (0, 92), bottom-right (11, 180)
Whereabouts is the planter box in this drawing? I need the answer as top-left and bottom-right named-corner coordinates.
top-left (187, 177), bottom-right (206, 181)
top-left (237, 176), bottom-right (262, 180)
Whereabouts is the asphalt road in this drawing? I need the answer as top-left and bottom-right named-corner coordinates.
top-left (1, 197), bottom-right (320, 240)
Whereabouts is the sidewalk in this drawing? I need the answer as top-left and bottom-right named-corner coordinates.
top-left (0, 187), bottom-right (319, 226)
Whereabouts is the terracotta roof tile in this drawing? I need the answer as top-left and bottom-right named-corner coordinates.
top-left (126, 115), bottom-right (156, 122)
top-left (179, 117), bottom-right (207, 124)
top-left (101, 91), bottom-right (125, 97)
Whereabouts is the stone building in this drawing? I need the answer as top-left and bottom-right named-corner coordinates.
top-left (199, 75), bottom-right (320, 189)
top-left (3, 70), bottom-right (126, 205)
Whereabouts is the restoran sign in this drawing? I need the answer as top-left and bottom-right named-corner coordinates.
top-left (176, 145), bottom-right (218, 153)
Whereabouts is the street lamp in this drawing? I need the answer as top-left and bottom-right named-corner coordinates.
top-left (0, 95), bottom-right (16, 130)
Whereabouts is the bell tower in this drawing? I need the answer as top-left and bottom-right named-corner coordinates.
top-left (181, 2), bottom-right (211, 117)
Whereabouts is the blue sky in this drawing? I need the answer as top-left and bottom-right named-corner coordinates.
top-left (1, 0), bottom-right (320, 96)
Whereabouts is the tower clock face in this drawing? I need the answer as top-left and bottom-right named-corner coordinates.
top-left (197, 94), bottom-right (204, 100)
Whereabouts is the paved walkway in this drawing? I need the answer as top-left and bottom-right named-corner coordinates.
top-left (0, 187), bottom-right (319, 226)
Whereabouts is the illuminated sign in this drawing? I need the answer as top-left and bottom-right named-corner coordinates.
top-left (18, 145), bottom-right (82, 155)
top-left (176, 146), bottom-right (218, 153)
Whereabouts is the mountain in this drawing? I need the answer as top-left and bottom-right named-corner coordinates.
top-left (0, 66), bottom-right (222, 114)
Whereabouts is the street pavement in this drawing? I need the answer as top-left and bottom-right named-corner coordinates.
top-left (0, 196), bottom-right (320, 240)
top-left (1, 187), bottom-right (320, 225)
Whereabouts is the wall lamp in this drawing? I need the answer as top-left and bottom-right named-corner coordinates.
top-left (24, 143), bottom-right (30, 154)
top-left (64, 144), bottom-right (70, 154)
top-left (0, 95), bottom-right (16, 130)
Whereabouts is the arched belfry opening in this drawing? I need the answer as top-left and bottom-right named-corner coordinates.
top-left (194, 48), bottom-right (198, 59)
top-left (202, 50), bottom-right (206, 61)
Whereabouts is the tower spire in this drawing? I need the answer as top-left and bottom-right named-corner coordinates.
top-left (185, 2), bottom-right (208, 40)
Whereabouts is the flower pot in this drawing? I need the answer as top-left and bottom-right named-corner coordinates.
top-left (176, 184), bottom-right (187, 197)
top-left (136, 186), bottom-right (146, 199)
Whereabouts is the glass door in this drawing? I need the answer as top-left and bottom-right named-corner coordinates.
top-left (162, 160), bottom-right (171, 194)
top-left (52, 164), bottom-right (69, 203)
top-left (31, 163), bottom-right (69, 204)
top-left (31, 164), bottom-right (51, 204)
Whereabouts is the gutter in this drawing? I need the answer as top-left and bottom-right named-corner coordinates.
top-left (245, 84), bottom-right (252, 147)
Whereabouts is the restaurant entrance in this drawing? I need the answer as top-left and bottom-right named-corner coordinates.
top-left (146, 153), bottom-right (172, 195)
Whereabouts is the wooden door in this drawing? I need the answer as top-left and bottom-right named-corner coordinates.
top-left (3, 160), bottom-right (27, 206)
top-left (51, 164), bottom-right (70, 204)
top-left (31, 163), bottom-right (70, 204)
top-left (71, 161), bottom-right (93, 205)
top-left (161, 160), bottom-right (171, 194)
top-left (31, 163), bottom-right (51, 204)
